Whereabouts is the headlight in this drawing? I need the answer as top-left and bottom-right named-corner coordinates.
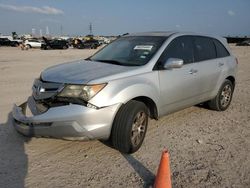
top-left (58, 83), bottom-right (106, 101)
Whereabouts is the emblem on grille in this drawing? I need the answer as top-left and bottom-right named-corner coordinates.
top-left (37, 86), bottom-right (45, 94)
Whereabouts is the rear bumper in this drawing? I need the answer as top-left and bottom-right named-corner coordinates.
top-left (12, 98), bottom-right (121, 140)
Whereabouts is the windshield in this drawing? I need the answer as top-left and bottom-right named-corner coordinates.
top-left (90, 36), bottom-right (166, 66)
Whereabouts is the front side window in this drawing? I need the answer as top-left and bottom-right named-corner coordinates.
top-left (90, 36), bottom-right (166, 66)
top-left (158, 36), bottom-right (194, 65)
top-left (194, 37), bottom-right (216, 62)
top-left (29, 40), bottom-right (39, 43)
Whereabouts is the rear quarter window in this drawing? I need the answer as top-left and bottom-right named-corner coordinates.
top-left (194, 37), bottom-right (216, 62)
top-left (213, 39), bottom-right (230, 58)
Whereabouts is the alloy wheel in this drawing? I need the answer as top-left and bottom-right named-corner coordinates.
top-left (131, 111), bottom-right (147, 147)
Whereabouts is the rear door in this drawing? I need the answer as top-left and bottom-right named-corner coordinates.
top-left (158, 36), bottom-right (201, 115)
top-left (192, 36), bottom-right (222, 101)
top-left (52, 40), bottom-right (59, 48)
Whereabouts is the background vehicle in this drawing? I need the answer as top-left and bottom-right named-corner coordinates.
top-left (73, 39), bottom-right (100, 49)
top-left (11, 38), bottom-right (22, 45)
top-left (41, 39), bottom-right (69, 50)
top-left (13, 32), bottom-right (237, 154)
top-left (0, 35), bottom-right (22, 46)
top-left (24, 39), bottom-right (44, 48)
top-left (236, 40), bottom-right (250, 46)
top-left (0, 38), bottom-right (19, 47)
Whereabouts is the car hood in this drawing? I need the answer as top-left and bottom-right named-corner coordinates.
top-left (41, 60), bottom-right (135, 84)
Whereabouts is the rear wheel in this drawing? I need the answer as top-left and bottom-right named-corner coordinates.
top-left (111, 100), bottom-right (148, 153)
top-left (208, 79), bottom-right (234, 111)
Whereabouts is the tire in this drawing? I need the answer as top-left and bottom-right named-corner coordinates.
top-left (208, 79), bottom-right (234, 111)
top-left (111, 100), bottom-right (148, 153)
top-left (26, 44), bottom-right (31, 49)
top-left (63, 45), bottom-right (68, 49)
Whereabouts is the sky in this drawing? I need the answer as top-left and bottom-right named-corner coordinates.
top-left (0, 0), bottom-right (250, 37)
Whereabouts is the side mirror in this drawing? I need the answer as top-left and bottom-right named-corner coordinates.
top-left (163, 58), bottom-right (184, 69)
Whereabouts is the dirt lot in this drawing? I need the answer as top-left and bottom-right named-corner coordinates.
top-left (0, 46), bottom-right (249, 188)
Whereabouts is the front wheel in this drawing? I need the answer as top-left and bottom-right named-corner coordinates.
top-left (26, 44), bottom-right (31, 49)
top-left (111, 100), bottom-right (148, 153)
top-left (208, 79), bottom-right (234, 111)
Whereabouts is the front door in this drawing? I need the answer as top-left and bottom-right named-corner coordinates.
top-left (157, 36), bottom-right (201, 116)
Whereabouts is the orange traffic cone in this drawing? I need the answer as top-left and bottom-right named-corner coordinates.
top-left (154, 150), bottom-right (172, 188)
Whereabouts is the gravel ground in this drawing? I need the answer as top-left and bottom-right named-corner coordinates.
top-left (0, 46), bottom-right (249, 188)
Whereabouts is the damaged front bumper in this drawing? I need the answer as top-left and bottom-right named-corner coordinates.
top-left (12, 97), bottom-right (121, 140)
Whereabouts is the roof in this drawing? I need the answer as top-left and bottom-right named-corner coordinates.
top-left (127, 31), bottom-right (177, 37)
top-left (126, 31), bottom-right (223, 39)
top-left (124, 31), bottom-right (231, 53)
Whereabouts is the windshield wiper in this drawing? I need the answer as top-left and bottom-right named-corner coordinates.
top-left (94, 59), bottom-right (124, 66)
top-left (94, 59), bottom-right (142, 66)
top-left (85, 57), bottom-right (92, 61)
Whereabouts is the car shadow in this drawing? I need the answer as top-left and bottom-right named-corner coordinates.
top-left (121, 153), bottom-right (155, 188)
top-left (195, 102), bottom-right (210, 110)
top-left (101, 140), bottom-right (155, 187)
top-left (0, 112), bottom-right (30, 188)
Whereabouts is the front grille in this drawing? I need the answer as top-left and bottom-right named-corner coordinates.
top-left (29, 79), bottom-right (65, 114)
top-left (32, 79), bottom-right (64, 100)
top-left (30, 79), bottom-right (87, 114)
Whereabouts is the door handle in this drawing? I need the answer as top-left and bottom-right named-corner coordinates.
top-left (218, 62), bottom-right (224, 67)
top-left (189, 69), bottom-right (198, 74)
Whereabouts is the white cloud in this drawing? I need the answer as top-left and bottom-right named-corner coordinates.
top-left (0, 3), bottom-right (64, 15)
top-left (175, 24), bottom-right (181, 28)
top-left (228, 10), bottom-right (235, 16)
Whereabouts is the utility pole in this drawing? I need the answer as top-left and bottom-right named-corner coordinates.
top-left (46, 26), bottom-right (49, 36)
top-left (60, 25), bottom-right (63, 36)
top-left (89, 22), bottom-right (93, 35)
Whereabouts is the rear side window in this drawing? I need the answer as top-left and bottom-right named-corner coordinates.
top-left (194, 37), bottom-right (216, 62)
top-left (213, 39), bottom-right (230, 58)
top-left (159, 36), bottom-right (193, 64)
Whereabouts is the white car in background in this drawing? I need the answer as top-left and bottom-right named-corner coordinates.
top-left (24, 39), bottom-right (44, 48)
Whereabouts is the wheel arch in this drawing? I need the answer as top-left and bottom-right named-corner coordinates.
top-left (226, 76), bottom-right (235, 88)
top-left (130, 96), bottom-right (158, 120)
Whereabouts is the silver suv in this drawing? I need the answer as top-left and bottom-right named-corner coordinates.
top-left (13, 32), bottom-right (237, 153)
